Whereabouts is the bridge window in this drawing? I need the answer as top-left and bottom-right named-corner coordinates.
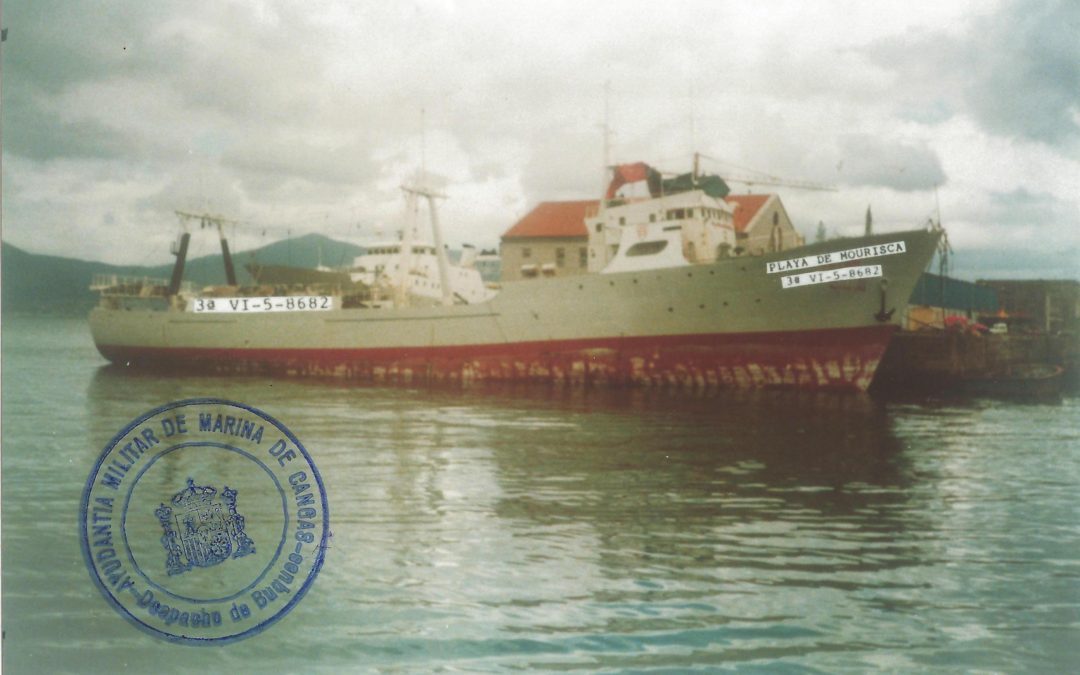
top-left (626, 240), bottom-right (669, 257)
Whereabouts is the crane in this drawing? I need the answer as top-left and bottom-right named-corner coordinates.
top-left (693, 152), bottom-right (837, 192)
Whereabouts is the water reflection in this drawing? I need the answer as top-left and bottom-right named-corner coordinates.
top-left (86, 367), bottom-right (933, 665)
top-left (476, 388), bottom-right (928, 625)
top-left (4, 318), bottom-right (1069, 671)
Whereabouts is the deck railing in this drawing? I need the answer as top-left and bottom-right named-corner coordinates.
top-left (90, 274), bottom-right (194, 296)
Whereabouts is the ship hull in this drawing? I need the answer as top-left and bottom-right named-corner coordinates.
top-left (90, 229), bottom-right (941, 392)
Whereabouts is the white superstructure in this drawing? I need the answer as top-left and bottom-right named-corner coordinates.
top-left (348, 241), bottom-right (494, 304)
top-left (347, 178), bottom-right (495, 306)
top-left (589, 189), bottom-right (738, 274)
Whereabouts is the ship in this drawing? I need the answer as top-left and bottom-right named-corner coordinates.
top-left (89, 165), bottom-right (942, 391)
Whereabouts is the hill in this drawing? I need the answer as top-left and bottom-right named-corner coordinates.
top-left (1, 234), bottom-right (365, 315)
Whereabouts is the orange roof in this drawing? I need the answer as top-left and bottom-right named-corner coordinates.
top-left (502, 194), bottom-right (775, 239)
top-left (502, 200), bottom-right (597, 239)
top-left (725, 194), bottom-right (771, 233)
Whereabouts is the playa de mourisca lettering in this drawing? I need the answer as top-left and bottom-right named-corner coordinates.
top-left (766, 241), bottom-right (907, 275)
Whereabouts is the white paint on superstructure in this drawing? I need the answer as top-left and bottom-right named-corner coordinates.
top-left (601, 223), bottom-right (690, 274)
top-left (588, 189), bottom-right (737, 274)
top-left (348, 241), bottom-right (494, 304)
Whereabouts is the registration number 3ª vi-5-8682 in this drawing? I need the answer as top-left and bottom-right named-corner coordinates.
top-left (191, 296), bottom-right (334, 313)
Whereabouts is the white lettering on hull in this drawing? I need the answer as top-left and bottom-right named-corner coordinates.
top-left (781, 265), bottom-right (883, 289)
top-left (190, 296), bottom-right (334, 313)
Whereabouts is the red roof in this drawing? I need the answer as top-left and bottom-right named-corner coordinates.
top-left (502, 200), bottom-right (596, 239)
top-left (502, 194), bottom-right (774, 239)
top-left (725, 194), bottom-right (771, 233)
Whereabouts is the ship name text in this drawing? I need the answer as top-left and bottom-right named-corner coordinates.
top-left (767, 241), bottom-right (906, 274)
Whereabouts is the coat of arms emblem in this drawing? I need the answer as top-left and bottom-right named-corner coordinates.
top-left (155, 478), bottom-right (256, 576)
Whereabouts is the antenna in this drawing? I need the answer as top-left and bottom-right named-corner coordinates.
top-left (934, 185), bottom-right (942, 228)
top-left (420, 107), bottom-right (427, 183)
top-left (603, 81), bottom-right (612, 167)
top-left (598, 81), bottom-right (614, 199)
top-left (688, 82), bottom-right (696, 161)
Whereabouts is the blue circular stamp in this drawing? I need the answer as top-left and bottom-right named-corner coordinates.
top-left (80, 399), bottom-right (329, 644)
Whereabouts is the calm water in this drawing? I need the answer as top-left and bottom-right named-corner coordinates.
top-left (3, 316), bottom-right (1079, 673)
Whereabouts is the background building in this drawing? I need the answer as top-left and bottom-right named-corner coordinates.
top-left (726, 194), bottom-right (804, 255)
top-left (976, 279), bottom-right (1080, 334)
top-left (905, 273), bottom-right (1000, 330)
top-left (499, 201), bottom-right (595, 281)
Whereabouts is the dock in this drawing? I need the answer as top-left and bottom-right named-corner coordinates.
top-left (873, 330), bottom-right (1078, 394)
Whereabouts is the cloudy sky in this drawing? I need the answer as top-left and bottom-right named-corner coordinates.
top-left (2, 0), bottom-right (1078, 278)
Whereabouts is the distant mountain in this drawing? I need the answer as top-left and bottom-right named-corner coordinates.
top-left (1, 244), bottom-right (147, 315)
top-left (174, 233), bottom-right (365, 288)
top-left (1, 234), bottom-right (365, 315)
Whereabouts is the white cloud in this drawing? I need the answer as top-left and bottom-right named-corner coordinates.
top-left (1, 0), bottom-right (1077, 280)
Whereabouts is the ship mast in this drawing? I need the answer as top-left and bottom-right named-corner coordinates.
top-left (398, 109), bottom-right (453, 307)
top-left (427, 191), bottom-right (453, 307)
top-left (401, 183), bottom-right (452, 307)
top-left (598, 81), bottom-right (614, 210)
top-left (396, 190), bottom-right (418, 307)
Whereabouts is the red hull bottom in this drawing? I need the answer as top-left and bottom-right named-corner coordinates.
top-left (96, 325), bottom-right (897, 392)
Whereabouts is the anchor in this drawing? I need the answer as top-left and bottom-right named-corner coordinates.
top-left (874, 277), bottom-right (895, 322)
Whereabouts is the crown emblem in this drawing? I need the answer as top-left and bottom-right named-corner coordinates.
top-left (156, 478), bottom-right (256, 576)
top-left (171, 479), bottom-right (217, 507)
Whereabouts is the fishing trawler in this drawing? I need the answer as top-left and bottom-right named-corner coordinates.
top-left (89, 165), bottom-right (941, 391)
